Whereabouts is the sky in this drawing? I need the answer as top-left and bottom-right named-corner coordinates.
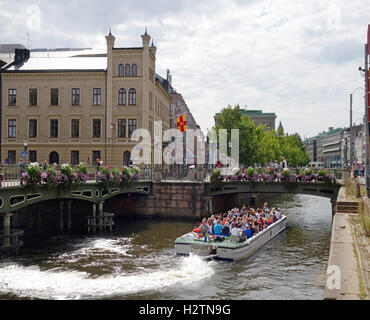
top-left (1, 0), bottom-right (370, 139)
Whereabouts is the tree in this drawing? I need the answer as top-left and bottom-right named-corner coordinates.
top-left (213, 105), bottom-right (310, 167)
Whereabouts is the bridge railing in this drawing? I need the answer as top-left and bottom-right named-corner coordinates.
top-left (252, 167), bottom-right (343, 179)
top-left (0, 164), bottom-right (344, 188)
top-left (0, 164), bottom-right (155, 188)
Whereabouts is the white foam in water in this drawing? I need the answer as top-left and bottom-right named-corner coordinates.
top-left (90, 238), bottom-right (131, 256)
top-left (0, 254), bottom-right (215, 299)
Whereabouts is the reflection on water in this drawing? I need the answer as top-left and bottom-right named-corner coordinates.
top-left (0, 194), bottom-right (332, 300)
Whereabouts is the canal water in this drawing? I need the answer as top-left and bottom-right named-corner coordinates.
top-left (0, 194), bottom-right (332, 300)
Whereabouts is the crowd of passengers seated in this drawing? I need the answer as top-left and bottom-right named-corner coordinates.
top-left (193, 203), bottom-right (282, 241)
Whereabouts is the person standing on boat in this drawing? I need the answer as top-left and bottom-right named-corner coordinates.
top-left (200, 218), bottom-right (209, 242)
top-left (207, 218), bottom-right (214, 235)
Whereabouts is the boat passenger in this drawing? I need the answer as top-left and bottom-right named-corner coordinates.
top-left (231, 223), bottom-right (242, 240)
top-left (245, 225), bottom-right (252, 239)
top-left (221, 222), bottom-right (230, 236)
top-left (251, 223), bottom-right (259, 236)
top-left (207, 218), bottom-right (214, 235)
top-left (213, 221), bottom-right (223, 235)
top-left (275, 209), bottom-right (281, 220)
top-left (200, 218), bottom-right (209, 235)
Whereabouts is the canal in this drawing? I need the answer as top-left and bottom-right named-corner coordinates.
top-left (0, 193), bottom-right (332, 300)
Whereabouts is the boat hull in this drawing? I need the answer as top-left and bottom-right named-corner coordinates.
top-left (175, 216), bottom-right (287, 262)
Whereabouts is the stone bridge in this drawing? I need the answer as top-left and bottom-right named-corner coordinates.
top-left (0, 179), bottom-right (341, 255)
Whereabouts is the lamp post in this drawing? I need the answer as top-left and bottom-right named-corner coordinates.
top-left (350, 87), bottom-right (365, 166)
top-left (23, 138), bottom-right (28, 163)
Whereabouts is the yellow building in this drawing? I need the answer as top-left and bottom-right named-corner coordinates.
top-left (0, 30), bottom-right (171, 167)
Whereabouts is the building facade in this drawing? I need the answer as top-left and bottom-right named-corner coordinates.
top-left (239, 109), bottom-right (277, 131)
top-left (303, 125), bottom-right (364, 167)
top-left (0, 30), bottom-right (171, 167)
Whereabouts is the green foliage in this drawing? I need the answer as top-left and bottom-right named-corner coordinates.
top-left (210, 168), bottom-right (223, 185)
top-left (213, 105), bottom-right (310, 166)
top-left (76, 162), bottom-right (88, 174)
top-left (60, 164), bottom-right (72, 177)
top-left (100, 166), bottom-right (110, 176)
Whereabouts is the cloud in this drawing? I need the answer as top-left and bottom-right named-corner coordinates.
top-left (0, 0), bottom-right (369, 138)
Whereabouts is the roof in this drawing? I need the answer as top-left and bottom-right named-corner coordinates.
top-left (5, 56), bottom-right (107, 71)
top-left (240, 109), bottom-right (276, 117)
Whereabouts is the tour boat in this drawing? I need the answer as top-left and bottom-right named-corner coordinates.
top-left (174, 215), bottom-right (287, 261)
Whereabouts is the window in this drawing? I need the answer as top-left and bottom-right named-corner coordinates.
top-left (29, 89), bottom-right (37, 106)
top-left (71, 119), bottom-right (80, 138)
top-left (29, 119), bottom-right (37, 138)
top-left (128, 88), bottom-right (136, 105)
top-left (71, 151), bottom-right (79, 165)
top-left (8, 150), bottom-right (16, 164)
top-left (125, 64), bottom-right (130, 77)
top-left (118, 119), bottom-right (126, 138)
top-left (132, 64), bottom-right (137, 77)
top-left (93, 88), bottom-right (101, 106)
top-left (72, 88), bottom-right (80, 106)
top-left (149, 92), bottom-right (153, 110)
top-left (8, 119), bottom-right (16, 138)
top-left (119, 64), bottom-right (124, 77)
top-left (128, 119), bottom-right (137, 138)
top-left (8, 89), bottom-right (16, 106)
top-left (50, 88), bottom-right (59, 106)
top-left (92, 150), bottom-right (101, 165)
top-left (29, 150), bottom-right (37, 163)
top-left (118, 88), bottom-right (126, 105)
top-left (50, 119), bottom-right (58, 138)
top-left (93, 119), bottom-right (101, 138)
top-left (170, 103), bottom-right (174, 115)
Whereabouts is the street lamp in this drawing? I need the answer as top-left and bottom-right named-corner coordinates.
top-left (23, 138), bottom-right (28, 162)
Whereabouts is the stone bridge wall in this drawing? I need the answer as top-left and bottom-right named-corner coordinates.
top-left (108, 181), bottom-right (209, 218)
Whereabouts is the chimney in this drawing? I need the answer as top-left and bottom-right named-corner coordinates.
top-left (14, 48), bottom-right (30, 63)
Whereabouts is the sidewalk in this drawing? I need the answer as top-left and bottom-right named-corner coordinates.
top-left (324, 186), bottom-right (369, 300)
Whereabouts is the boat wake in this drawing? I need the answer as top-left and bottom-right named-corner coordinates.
top-left (0, 237), bottom-right (215, 300)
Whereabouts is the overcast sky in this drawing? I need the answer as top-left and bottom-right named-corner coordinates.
top-left (1, 0), bottom-right (370, 138)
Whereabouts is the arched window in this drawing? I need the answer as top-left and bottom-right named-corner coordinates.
top-left (128, 88), bottom-right (136, 105)
top-left (119, 64), bottom-right (124, 77)
top-left (132, 64), bottom-right (137, 77)
top-left (125, 64), bottom-right (130, 77)
top-left (118, 88), bottom-right (126, 105)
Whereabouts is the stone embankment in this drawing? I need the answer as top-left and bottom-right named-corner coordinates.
top-left (324, 185), bottom-right (369, 300)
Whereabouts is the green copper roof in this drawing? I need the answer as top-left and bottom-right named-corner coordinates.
top-left (240, 109), bottom-right (276, 117)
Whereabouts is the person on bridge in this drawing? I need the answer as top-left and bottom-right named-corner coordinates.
top-left (352, 158), bottom-right (359, 180)
top-left (281, 156), bottom-right (288, 169)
